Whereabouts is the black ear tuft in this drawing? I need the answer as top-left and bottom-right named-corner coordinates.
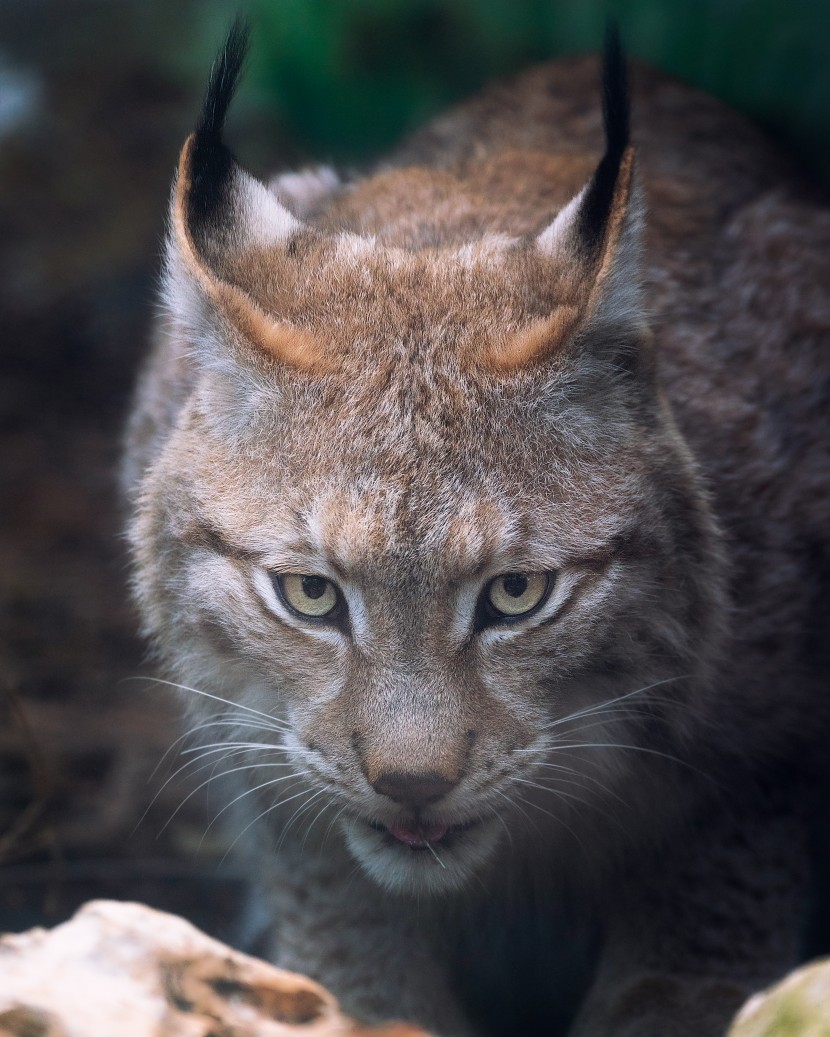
top-left (187, 19), bottom-right (251, 224)
top-left (576, 21), bottom-right (631, 250)
top-left (196, 18), bottom-right (251, 143)
top-left (600, 22), bottom-right (629, 166)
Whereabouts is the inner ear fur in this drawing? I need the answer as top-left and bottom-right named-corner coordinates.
top-left (479, 146), bottom-right (641, 373)
top-left (171, 133), bottom-right (332, 375)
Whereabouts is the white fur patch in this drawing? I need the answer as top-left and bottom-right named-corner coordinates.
top-left (454, 233), bottom-right (519, 265)
top-left (536, 185), bottom-right (586, 255)
top-left (238, 168), bottom-right (303, 246)
top-left (268, 165), bottom-right (341, 218)
top-left (334, 232), bottom-right (377, 262)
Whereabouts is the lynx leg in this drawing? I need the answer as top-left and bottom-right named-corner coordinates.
top-left (570, 786), bottom-right (808, 1037)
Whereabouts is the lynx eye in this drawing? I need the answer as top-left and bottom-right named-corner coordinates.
top-left (275, 573), bottom-right (339, 618)
top-left (486, 572), bottom-right (549, 618)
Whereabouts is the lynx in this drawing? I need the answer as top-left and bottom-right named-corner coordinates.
top-left (124, 22), bottom-right (830, 1037)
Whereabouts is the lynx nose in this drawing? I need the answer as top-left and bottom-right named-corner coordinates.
top-left (371, 770), bottom-right (458, 808)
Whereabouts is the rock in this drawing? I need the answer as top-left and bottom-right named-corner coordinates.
top-left (0, 901), bottom-right (430, 1037)
top-left (727, 958), bottom-right (830, 1037)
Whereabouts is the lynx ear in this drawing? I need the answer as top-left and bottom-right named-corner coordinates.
top-left (491, 28), bottom-right (645, 371)
top-left (168, 21), bottom-right (327, 373)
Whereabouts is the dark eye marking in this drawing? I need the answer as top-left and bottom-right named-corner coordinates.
top-left (179, 521), bottom-right (258, 562)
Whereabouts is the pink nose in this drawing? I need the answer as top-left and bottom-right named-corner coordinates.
top-left (371, 770), bottom-right (458, 809)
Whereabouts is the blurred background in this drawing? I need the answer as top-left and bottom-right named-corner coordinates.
top-left (1, 0), bottom-right (829, 944)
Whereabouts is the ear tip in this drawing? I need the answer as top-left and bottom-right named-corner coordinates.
top-left (195, 17), bottom-right (251, 144)
top-left (601, 19), bottom-right (630, 161)
top-left (181, 20), bottom-right (250, 225)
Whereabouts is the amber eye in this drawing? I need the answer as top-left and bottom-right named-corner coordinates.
top-left (486, 572), bottom-right (549, 618)
top-left (275, 574), bottom-right (339, 618)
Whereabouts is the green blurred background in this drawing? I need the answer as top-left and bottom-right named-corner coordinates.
top-left (178, 0), bottom-right (830, 182)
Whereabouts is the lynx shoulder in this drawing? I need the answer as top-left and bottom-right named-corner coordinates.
top-left (124, 24), bottom-right (830, 1037)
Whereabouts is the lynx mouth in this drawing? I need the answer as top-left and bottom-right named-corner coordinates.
top-left (345, 814), bottom-right (500, 893)
top-left (368, 818), bottom-right (475, 849)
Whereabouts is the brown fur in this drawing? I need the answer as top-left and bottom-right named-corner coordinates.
top-left (124, 50), bottom-right (830, 1037)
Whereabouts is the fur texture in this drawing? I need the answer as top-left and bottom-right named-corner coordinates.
top-left (124, 26), bottom-right (830, 1037)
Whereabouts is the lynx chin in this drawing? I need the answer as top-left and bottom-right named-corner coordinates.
top-left (124, 22), bottom-right (830, 1037)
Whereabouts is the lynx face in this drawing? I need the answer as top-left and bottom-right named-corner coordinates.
top-left (130, 29), bottom-right (726, 895)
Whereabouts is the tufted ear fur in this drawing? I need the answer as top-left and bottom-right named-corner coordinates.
top-left (165, 21), bottom-right (329, 373)
top-left (166, 23), bottom-right (644, 381)
top-left (487, 27), bottom-right (646, 372)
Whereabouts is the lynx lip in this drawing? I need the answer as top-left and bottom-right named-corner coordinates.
top-left (387, 822), bottom-right (449, 848)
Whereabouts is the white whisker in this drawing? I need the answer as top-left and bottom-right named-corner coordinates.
top-left (123, 675), bottom-right (288, 728)
top-left (277, 788), bottom-right (330, 850)
top-left (148, 742), bottom-right (285, 807)
top-left (490, 785), bottom-right (545, 842)
top-left (509, 775), bottom-right (595, 812)
top-left (508, 788), bottom-right (593, 862)
top-left (181, 740), bottom-right (289, 756)
top-left (551, 740), bottom-right (712, 783)
top-left (159, 761), bottom-right (307, 836)
top-left (424, 840), bottom-right (446, 869)
top-left (224, 786), bottom-right (321, 860)
top-left (529, 762), bottom-right (627, 807)
top-left (300, 798), bottom-right (339, 851)
top-left (539, 676), bottom-right (694, 732)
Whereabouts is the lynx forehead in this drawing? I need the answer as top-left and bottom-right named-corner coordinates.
top-left (125, 20), bottom-right (830, 1037)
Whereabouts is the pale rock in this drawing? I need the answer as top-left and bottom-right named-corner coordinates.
top-left (0, 900), bottom-right (430, 1037)
top-left (727, 957), bottom-right (830, 1037)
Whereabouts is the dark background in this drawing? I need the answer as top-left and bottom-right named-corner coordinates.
top-left (1, 0), bottom-right (828, 944)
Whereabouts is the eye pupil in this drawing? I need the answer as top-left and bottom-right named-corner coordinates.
top-left (484, 571), bottom-right (550, 621)
top-left (302, 575), bottom-right (327, 600)
top-left (502, 573), bottom-right (528, 598)
top-left (275, 573), bottom-right (339, 618)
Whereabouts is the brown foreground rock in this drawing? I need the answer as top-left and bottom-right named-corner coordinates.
top-left (726, 957), bottom-right (830, 1037)
top-left (4, 898), bottom-right (827, 1037)
top-left (0, 901), bottom-right (430, 1037)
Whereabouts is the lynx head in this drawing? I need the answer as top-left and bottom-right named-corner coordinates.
top-left (131, 24), bottom-right (726, 894)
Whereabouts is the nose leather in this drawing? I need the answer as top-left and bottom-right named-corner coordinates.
top-left (371, 770), bottom-right (458, 808)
